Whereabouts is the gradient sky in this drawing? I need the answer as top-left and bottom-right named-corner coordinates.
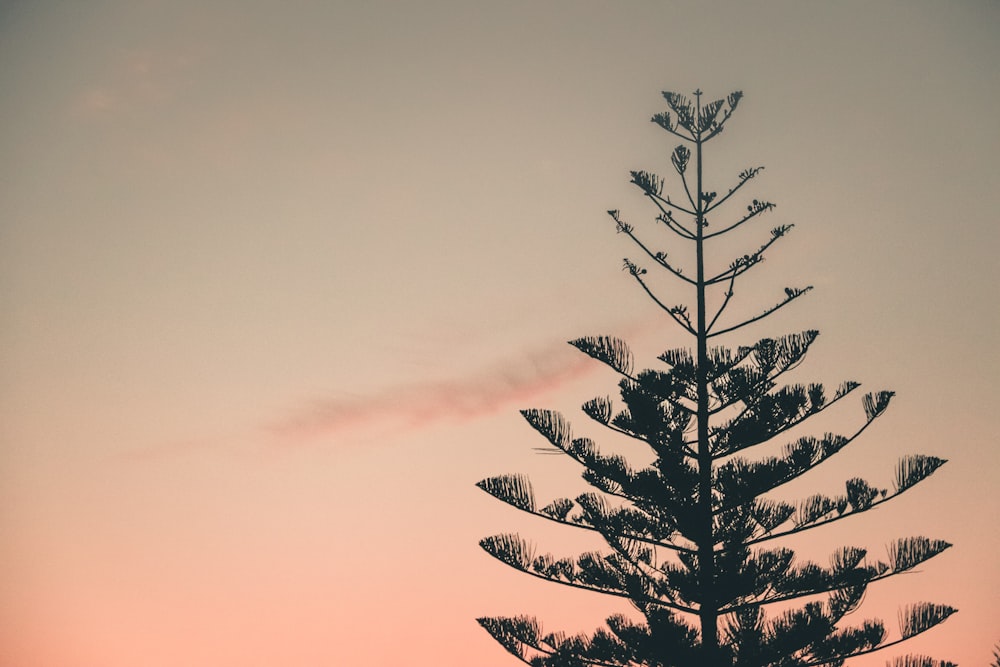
top-left (1, 2), bottom-right (998, 666)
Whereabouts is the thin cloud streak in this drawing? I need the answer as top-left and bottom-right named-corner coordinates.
top-left (270, 341), bottom-right (601, 443)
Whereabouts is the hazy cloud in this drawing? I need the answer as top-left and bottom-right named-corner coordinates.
top-left (270, 341), bottom-right (600, 443)
top-left (69, 48), bottom-right (198, 118)
top-left (73, 87), bottom-right (120, 114)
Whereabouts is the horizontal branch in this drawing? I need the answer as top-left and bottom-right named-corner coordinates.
top-left (705, 225), bottom-right (792, 286)
top-left (477, 478), bottom-right (696, 555)
top-left (745, 465), bottom-right (942, 548)
top-left (800, 610), bottom-right (956, 667)
top-left (721, 566), bottom-right (888, 613)
top-left (713, 407), bottom-right (879, 516)
top-left (710, 379), bottom-right (857, 453)
top-left (707, 286), bottom-right (813, 338)
top-left (704, 166), bottom-right (765, 214)
top-left (704, 199), bottom-right (775, 239)
top-left (480, 539), bottom-right (699, 615)
top-left (479, 616), bottom-right (645, 667)
top-left (601, 419), bottom-right (698, 458)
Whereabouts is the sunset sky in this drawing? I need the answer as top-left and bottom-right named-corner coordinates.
top-left (1, 2), bottom-right (998, 665)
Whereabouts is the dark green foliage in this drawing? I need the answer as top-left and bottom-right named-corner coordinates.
top-left (478, 90), bottom-right (953, 666)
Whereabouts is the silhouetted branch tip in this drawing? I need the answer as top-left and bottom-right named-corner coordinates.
top-left (630, 170), bottom-right (664, 197)
top-left (671, 145), bottom-right (691, 174)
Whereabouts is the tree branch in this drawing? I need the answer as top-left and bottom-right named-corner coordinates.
top-left (678, 168), bottom-right (698, 211)
top-left (704, 200), bottom-right (775, 239)
top-left (623, 260), bottom-right (697, 336)
top-left (708, 377), bottom-right (857, 449)
top-left (700, 105), bottom-right (739, 142)
top-left (704, 166), bottom-right (765, 214)
top-left (484, 495), bottom-right (696, 554)
top-left (601, 419), bottom-right (698, 458)
top-left (744, 481), bottom-right (929, 548)
top-left (649, 190), bottom-right (697, 218)
top-left (655, 209), bottom-right (697, 241)
top-left (705, 226), bottom-right (791, 286)
top-left (800, 628), bottom-right (951, 667)
top-left (713, 412), bottom-right (880, 517)
top-left (706, 271), bottom-right (739, 333)
top-left (609, 211), bottom-right (695, 285)
top-left (485, 552), bottom-right (700, 615)
top-left (707, 286), bottom-right (813, 338)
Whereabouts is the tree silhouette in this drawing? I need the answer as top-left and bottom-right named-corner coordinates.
top-left (477, 90), bottom-right (954, 667)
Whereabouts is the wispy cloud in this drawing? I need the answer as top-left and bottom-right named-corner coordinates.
top-left (269, 340), bottom-right (601, 443)
top-left (73, 87), bottom-right (120, 114)
top-left (69, 48), bottom-right (198, 118)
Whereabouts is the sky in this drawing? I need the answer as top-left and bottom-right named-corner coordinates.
top-left (1, 1), bottom-right (998, 665)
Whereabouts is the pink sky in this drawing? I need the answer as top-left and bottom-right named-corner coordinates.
top-left (1, 2), bottom-right (998, 665)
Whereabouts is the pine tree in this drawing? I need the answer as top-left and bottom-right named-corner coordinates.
top-left (477, 90), bottom-right (955, 667)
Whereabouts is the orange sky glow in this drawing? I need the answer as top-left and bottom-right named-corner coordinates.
top-left (1, 2), bottom-right (998, 666)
